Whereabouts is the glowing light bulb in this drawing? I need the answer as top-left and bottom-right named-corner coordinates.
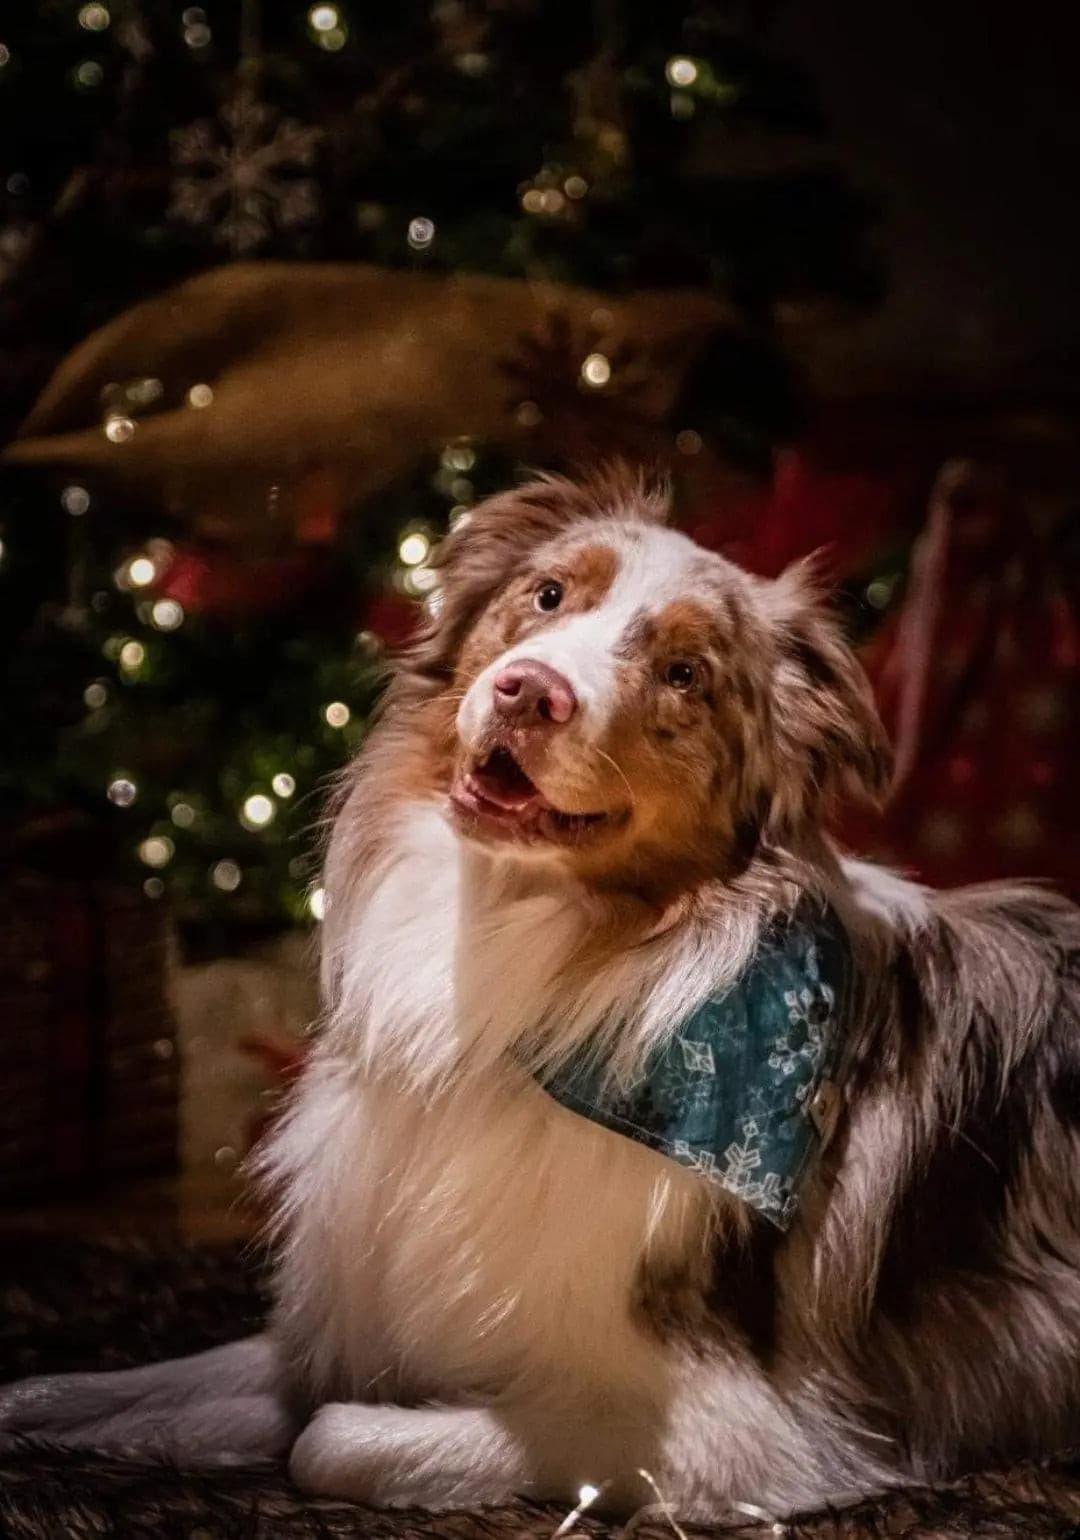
top-left (309, 4), bottom-right (338, 29)
top-left (552, 1480), bottom-right (605, 1538)
top-left (308, 887), bottom-right (327, 921)
top-left (272, 773), bottom-right (296, 798)
top-left (151, 598), bottom-right (184, 631)
top-left (580, 352), bottom-right (611, 388)
top-left (398, 531), bottom-right (430, 566)
top-left (139, 835), bottom-right (174, 868)
top-left (187, 382), bottom-right (214, 408)
top-left (119, 639), bottom-right (145, 672)
top-left (665, 56), bottom-right (698, 87)
top-left (406, 565), bottom-right (438, 596)
top-left (564, 175), bottom-right (588, 199)
top-left (62, 484), bottom-right (91, 516)
top-left (241, 793), bottom-right (275, 830)
top-left (324, 701), bottom-right (350, 728)
top-left (107, 776), bottom-right (137, 807)
top-left (78, 4), bottom-right (110, 30)
top-left (211, 859), bottom-right (242, 892)
top-left (143, 877), bottom-right (165, 899)
top-left (104, 413), bottom-right (135, 443)
top-left (74, 59), bottom-right (104, 88)
top-left (128, 556), bottom-right (156, 587)
top-left (171, 801), bottom-right (196, 828)
top-left (84, 681), bottom-right (108, 709)
top-left (407, 216), bottom-right (435, 250)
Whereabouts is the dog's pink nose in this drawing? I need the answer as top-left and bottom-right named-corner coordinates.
top-left (493, 660), bottom-right (577, 725)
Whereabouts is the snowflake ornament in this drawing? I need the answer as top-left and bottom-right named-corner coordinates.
top-left (169, 93), bottom-right (322, 254)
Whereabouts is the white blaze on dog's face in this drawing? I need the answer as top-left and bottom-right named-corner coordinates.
top-left (414, 472), bottom-right (889, 895)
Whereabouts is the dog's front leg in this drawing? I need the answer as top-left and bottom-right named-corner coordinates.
top-left (289, 1402), bottom-right (535, 1509)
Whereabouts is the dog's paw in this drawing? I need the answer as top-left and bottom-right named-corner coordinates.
top-left (289, 1403), bottom-right (519, 1509)
top-left (289, 1403), bottom-right (387, 1502)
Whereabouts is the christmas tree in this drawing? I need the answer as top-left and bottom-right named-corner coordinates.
top-left (0, 0), bottom-right (876, 936)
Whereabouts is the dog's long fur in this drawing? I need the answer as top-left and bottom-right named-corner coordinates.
top-left (3, 467), bottom-right (1079, 1522)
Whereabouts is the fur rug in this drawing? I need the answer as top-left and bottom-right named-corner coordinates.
top-left (2, 1239), bottom-right (1080, 1539)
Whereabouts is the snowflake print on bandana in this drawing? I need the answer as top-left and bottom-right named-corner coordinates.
top-left (769, 944), bottom-right (835, 1091)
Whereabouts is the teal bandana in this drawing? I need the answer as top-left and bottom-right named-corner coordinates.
top-left (535, 907), bottom-right (851, 1229)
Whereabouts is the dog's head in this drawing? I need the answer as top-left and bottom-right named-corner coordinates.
top-left (404, 467), bottom-right (890, 894)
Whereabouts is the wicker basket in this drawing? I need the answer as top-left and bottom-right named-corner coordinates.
top-left (0, 871), bottom-right (179, 1201)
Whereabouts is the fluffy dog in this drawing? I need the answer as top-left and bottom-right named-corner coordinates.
top-left (3, 467), bottom-right (1079, 1523)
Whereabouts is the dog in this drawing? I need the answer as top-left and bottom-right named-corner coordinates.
top-left (3, 465), bottom-right (1079, 1522)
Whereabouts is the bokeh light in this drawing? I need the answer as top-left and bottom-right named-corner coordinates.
top-left (241, 793), bottom-right (276, 830)
top-left (62, 485), bottom-right (91, 516)
top-left (107, 776), bottom-right (137, 807)
top-left (580, 352), bottom-right (611, 388)
top-left (151, 598), bottom-right (184, 631)
top-left (78, 4), bottom-right (110, 31)
top-left (398, 531), bottom-right (430, 566)
top-left (139, 835), bottom-right (174, 868)
top-left (407, 216), bottom-right (435, 250)
top-left (211, 859), bottom-right (242, 892)
top-left (665, 56), bottom-right (698, 87)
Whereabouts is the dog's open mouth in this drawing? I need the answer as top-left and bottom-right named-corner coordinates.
top-left (451, 746), bottom-right (613, 843)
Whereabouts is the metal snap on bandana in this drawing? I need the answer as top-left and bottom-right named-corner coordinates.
top-left (535, 905), bottom-right (852, 1229)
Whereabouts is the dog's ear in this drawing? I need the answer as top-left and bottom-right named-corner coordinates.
top-left (405, 465), bottom-right (668, 683)
top-left (408, 487), bottom-right (571, 681)
top-left (763, 558), bottom-right (893, 835)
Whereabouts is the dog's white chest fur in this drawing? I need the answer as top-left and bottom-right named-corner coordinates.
top-left (269, 807), bottom-right (707, 1407)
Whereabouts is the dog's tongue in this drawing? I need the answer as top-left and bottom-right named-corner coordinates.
top-left (471, 747), bottom-right (542, 811)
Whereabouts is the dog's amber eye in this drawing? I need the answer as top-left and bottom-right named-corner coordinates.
top-left (535, 580), bottom-right (564, 613)
top-left (665, 660), bottom-right (697, 691)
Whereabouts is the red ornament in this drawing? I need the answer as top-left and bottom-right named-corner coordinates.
top-left (155, 546), bottom-right (328, 618)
